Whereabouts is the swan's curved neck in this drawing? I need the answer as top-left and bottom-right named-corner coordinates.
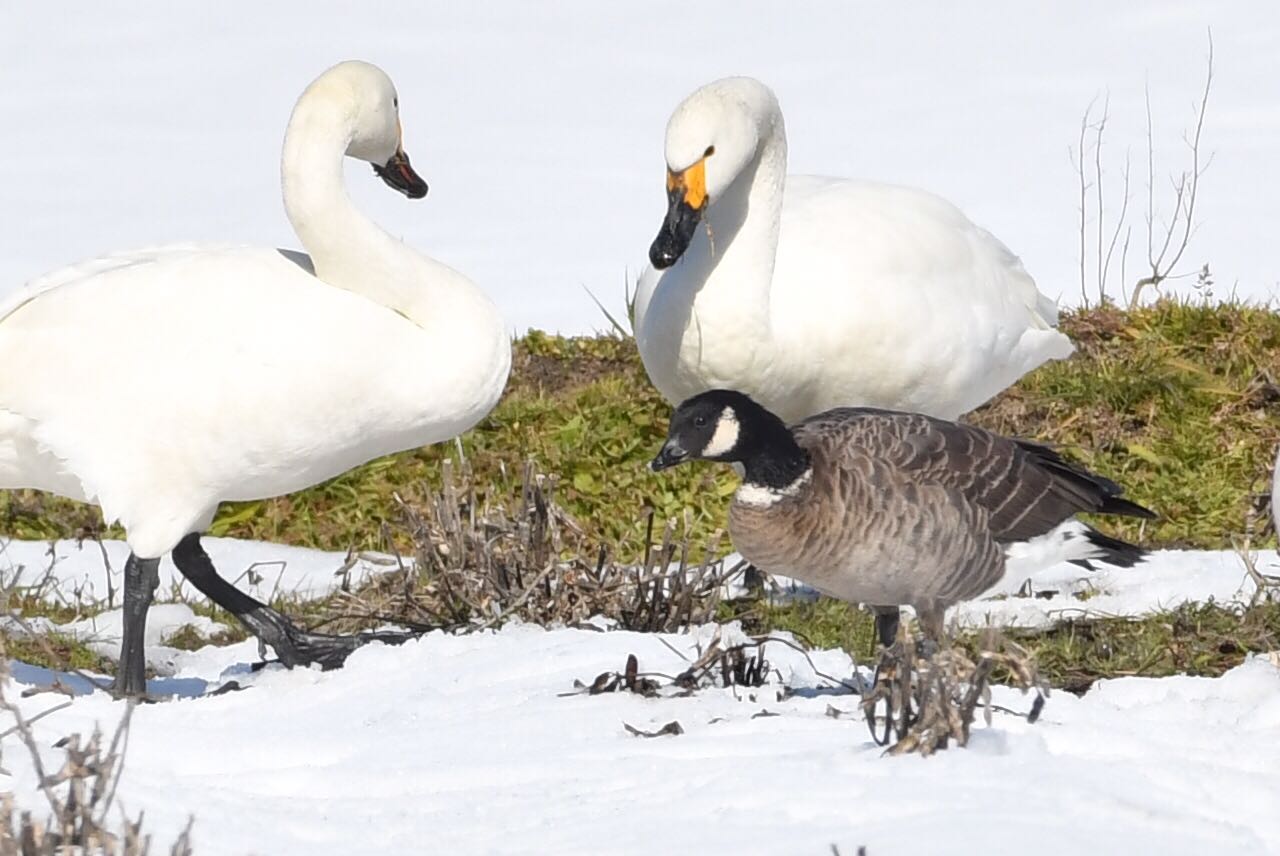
top-left (280, 99), bottom-right (467, 328)
top-left (686, 107), bottom-right (787, 340)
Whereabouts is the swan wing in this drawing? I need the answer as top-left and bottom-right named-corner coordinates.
top-left (0, 243), bottom-right (277, 327)
top-left (770, 177), bottom-right (1074, 418)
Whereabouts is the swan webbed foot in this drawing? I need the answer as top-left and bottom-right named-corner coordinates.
top-left (239, 606), bottom-right (419, 670)
top-left (171, 532), bottom-right (419, 675)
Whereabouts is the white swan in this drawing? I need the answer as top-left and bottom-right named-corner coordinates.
top-left (634, 77), bottom-right (1074, 424)
top-left (0, 61), bottom-right (510, 695)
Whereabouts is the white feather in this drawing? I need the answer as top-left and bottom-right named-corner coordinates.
top-left (0, 62), bottom-right (510, 558)
top-left (735, 469), bottom-right (812, 508)
top-left (1003, 520), bottom-right (1115, 580)
top-left (702, 409), bottom-right (740, 458)
top-left (634, 77), bottom-right (1073, 423)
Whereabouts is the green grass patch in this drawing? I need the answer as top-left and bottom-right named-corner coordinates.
top-left (732, 596), bottom-right (1280, 692)
top-left (1, 300), bottom-right (1276, 557)
top-left (0, 631), bottom-right (110, 673)
top-left (161, 622), bottom-right (241, 651)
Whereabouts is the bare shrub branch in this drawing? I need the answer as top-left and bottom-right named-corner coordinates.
top-left (1074, 30), bottom-right (1214, 307)
top-left (862, 630), bottom-right (1046, 756)
top-left (0, 660), bottom-right (195, 854)
top-left (319, 459), bottom-right (738, 637)
top-left (1132, 30), bottom-right (1215, 306)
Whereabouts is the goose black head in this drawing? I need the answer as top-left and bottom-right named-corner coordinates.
top-left (651, 389), bottom-right (792, 471)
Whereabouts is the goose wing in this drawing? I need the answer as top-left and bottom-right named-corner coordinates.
top-left (793, 407), bottom-right (1153, 543)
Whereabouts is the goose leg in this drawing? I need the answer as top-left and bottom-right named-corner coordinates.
top-left (915, 604), bottom-right (947, 660)
top-left (113, 553), bottom-right (161, 698)
top-left (871, 606), bottom-right (900, 650)
top-left (740, 562), bottom-right (766, 593)
top-left (171, 533), bottom-right (415, 671)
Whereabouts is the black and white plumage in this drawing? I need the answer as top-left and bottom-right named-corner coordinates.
top-left (652, 389), bottom-right (1154, 642)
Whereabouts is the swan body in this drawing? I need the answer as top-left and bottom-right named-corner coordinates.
top-left (635, 77), bottom-right (1073, 424)
top-left (0, 61), bottom-right (509, 561)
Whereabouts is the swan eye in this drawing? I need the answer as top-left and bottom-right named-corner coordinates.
top-left (393, 97), bottom-right (399, 109)
top-left (704, 145), bottom-right (715, 157)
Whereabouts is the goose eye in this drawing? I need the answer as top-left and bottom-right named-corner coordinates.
top-left (693, 416), bottom-right (707, 427)
top-left (704, 145), bottom-right (715, 157)
top-left (393, 97), bottom-right (399, 109)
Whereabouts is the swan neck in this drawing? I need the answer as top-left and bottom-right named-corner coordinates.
top-left (279, 98), bottom-right (458, 327)
top-left (695, 106), bottom-right (787, 324)
top-left (715, 108), bottom-right (787, 274)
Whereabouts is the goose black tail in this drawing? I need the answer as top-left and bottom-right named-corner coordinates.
top-left (1097, 494), bottom-right (1157, 520)
top-left (1069, 525), bottom-right (1147, 571)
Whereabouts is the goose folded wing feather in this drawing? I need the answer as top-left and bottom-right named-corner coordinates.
top-left (792, 409), bottom-right (1143, 544)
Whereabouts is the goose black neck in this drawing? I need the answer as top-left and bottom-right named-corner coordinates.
top-left (738, 409), bottom-right (810, 490)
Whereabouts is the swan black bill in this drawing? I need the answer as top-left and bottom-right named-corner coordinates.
top-left (650, 439), bottom-right (690, 471)
top-left (374, 149), bottom-right (429, 199)
top-left (649, 185), bottom-right (705, 269)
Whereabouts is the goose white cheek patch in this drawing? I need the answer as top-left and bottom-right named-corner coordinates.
top-left (702, 409), bottom-right (740, 458)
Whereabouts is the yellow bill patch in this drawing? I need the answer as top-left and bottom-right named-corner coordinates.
top-left (666, 157), bottom-right (708, 210)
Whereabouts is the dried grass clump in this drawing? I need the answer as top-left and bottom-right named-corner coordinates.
top-left (325, 459), bottom-right (738, 636)
top-left (0, 664), bottom-right (193, 855)
top-left (862, 630), bottom-right (1047, 756)
top-left (568, 631), bottom-right (777, 702)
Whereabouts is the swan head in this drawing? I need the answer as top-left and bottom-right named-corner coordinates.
top-left (649, 77), bottom-right (778, 269)
top-left (301, 60), bottom-right (428, 199)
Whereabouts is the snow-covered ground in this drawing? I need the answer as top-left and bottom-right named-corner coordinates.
top-left (3, 623), bottom-right (1279, 855)
top-left (0, 536), bottom-right (396, 608)
top-left (2, 536), bottom-right (1279, 853)
top-left (2, 2), bottom-right (1278, 334)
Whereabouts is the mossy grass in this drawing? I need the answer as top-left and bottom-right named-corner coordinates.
top-left (3, 300), bottom-right (1276, 556)
top-left (724, 596), bottom-right (1280, 691)
top-left (0, 631), bottom-right (111, 673)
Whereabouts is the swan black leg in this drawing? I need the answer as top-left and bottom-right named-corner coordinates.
top-left (170, 533), bottom-right (415, 670)
top-left (114, 553), bottom-right (160, 698)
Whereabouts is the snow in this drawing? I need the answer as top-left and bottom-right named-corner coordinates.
top-left (0, 536), bottom-right (398, 607)
top-left (2, 2), bottom-right (1278, 335)
top-left (959, 548), bottom-right (1276, 628)
top-left (2, 624), bottom-right (1279, 854)
top-left (1, 536), bottom-right (1277, 852)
